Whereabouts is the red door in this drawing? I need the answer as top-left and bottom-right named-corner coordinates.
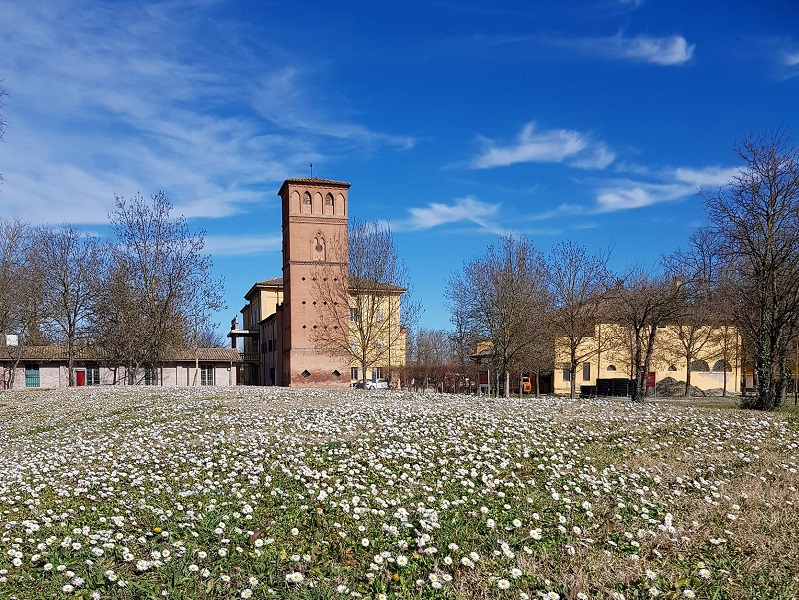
top-left (76, 371), bottom-right (86, 386)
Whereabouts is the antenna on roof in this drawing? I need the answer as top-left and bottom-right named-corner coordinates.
top-left (310, 163), bottom-right (313, 177)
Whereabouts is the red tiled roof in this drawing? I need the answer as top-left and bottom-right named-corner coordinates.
top-left (281, 177), bottom-right (351, 186)
top-left (0, 346), bottom-right (242, 363)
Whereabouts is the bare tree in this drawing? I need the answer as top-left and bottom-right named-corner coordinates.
top-left (611, 267), bottom-right (684, 402)
top-left (194, 324), bottom-right (226, 348)
top-left (447, 236), bottom-right (549, 397)
top-left (97, 192), bottom-right (225, 383)
top-left (546, 241), bottom-right (611, 399)
top-left (672, 306), bottom-right (719, 396)
top-left (313, 220), bottom-right (419, 387)
top-left (0, 219), bottom-right (44, 388)
top-left (405, 328), bottom-right (455, 392)
top-left (36, 226), bottom-right (102, 385)
top-left (521, 318), bottom-right (556, 397)
top-left (446, 306), bottom-right (481, 394)
top-left (665, 229), bottom-right (733, 396)
top-left (701, 130), bottom-right (799, 410)
top-left (91, 258), bottom-right (142, 383)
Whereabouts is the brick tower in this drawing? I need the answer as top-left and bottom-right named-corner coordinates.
top-left (278, 178), bottom-right (351, 387)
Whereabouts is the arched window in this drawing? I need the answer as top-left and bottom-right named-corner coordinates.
top-left (690, 359), bottom-right (710, 372)
top-left (324, 193), bottom-right (334, 215)
top-left (606, 364), bottom-right (617, 371)
top-left (302, 191), bottom-right (312, 214)
top-left (712, 360), bottom-right (732, 372)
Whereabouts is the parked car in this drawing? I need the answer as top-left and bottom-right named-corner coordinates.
top-left (365, 378), bottom-right (389, 389)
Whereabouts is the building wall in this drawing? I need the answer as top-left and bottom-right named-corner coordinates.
top-left (13, 362), bottom-right (239, 389)
top-left (241, 284), bottom-right (284, 385)
top-left (280, 179), bottom-right (351, 388)
top-left (348, 293), bottom-right (406, 385)
top-left (553, 323), bottom-right (741, 396)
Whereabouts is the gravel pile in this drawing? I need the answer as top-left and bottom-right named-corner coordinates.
top-left (655, 376), bottom-right (705, 397)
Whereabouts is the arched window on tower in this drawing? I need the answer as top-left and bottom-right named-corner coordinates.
top-left (302, 191), bottom-right (312, 214)
top-left (324, 193), bottom-right (334, 215)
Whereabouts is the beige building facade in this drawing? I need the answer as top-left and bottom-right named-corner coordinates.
top-left (553, 323), bottom-right (741, 396)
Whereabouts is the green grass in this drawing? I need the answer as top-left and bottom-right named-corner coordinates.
top-left (0, 387), bottom-right (797, 599)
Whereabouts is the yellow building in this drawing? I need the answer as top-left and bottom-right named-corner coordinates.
top-left (553, 323), bottom-right (741, 396)
top-left (346, 280), bottom-right (406, 386)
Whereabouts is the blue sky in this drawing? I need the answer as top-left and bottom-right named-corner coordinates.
top-left (1, 0), bottom-right (798, 334)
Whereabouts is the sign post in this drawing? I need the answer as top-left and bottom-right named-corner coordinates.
top-left (646, 371), bottom-right (656, 399)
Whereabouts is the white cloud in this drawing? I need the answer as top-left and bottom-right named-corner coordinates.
top-left (404, 196), bottom-right (502, 233)
top-left (252, 68), bottom-right (415, 150)
top-left (203, 234), bottom-right (282, 257)
top-left (616, 34), bottom-right (694, 65)
top-left (672, 166), bottom-right (739, 187)
top-left (471, 122), bottom-right (615, 170)
top-left (596, 183), bottom-right (676, 212)
top-left (557, 33), bottom-right (694, 66)
top-left (594, 165), bottom-right (737, 212)
top-left (784, 51), bottom-right (799, 66)
top-left (0, 0), bottom-right (414, 224)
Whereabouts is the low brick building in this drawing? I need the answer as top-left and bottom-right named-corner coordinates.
top-left (0, 346), bottom-right (241, 389)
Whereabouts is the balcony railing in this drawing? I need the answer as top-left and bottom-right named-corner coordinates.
top-left (240, 352), bottom-right (260, 363)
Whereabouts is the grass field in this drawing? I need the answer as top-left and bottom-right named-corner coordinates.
top-left (0, 387), bottom-right (797, 599)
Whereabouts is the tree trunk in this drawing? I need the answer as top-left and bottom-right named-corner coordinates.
top-left (684, 352), bottom-right (692, 397)
top-left (751, 326), bottom-right (772, 410)
top-left (631, 333), bottom-right (644, 403)
top-left (570, 351), bottom-right (578, 399)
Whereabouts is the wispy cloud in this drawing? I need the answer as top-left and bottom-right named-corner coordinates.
top-left (471, 122), bottom-right (615, 170)
top-left (252, 68), bottom-right (415, 150)
top-left (0, 0), bottom-right (414, 224)
top-left (555, 33), bottom-right (694, 66)
top-left (403, 196), bottom-right (503, 233)
top-left (203, 234), bottom-right (282, 257)
top-left (595, 166), bottom-right (738, 212)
